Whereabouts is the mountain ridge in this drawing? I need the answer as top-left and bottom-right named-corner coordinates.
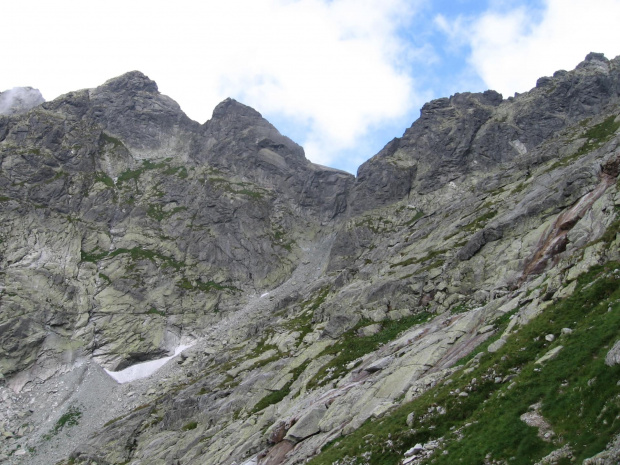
top-left (0, 53), bottom-right (619, 465)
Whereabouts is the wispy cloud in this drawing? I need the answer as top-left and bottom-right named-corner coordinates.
top-left (1, 0), bottom-right (427, 173)
top-left (11, 1), bottom-right (617, 174)
top-left (437, 0), bottom-right (620, 97)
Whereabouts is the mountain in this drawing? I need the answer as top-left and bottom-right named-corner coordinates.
top-left (0, 52), bottom-right (619, 465)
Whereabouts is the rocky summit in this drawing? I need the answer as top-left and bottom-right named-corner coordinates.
top-left (0, 52), bottom-right (619, 465)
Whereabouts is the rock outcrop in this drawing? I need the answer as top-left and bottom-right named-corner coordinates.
top-left (349, 52), bottom-right (620, 213)
top-left (0, 72), bottom-right (353, 378)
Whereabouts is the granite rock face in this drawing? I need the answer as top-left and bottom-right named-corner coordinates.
top-left (0, 72), bottom-right (353, 377)
top-left (350, 52), bottom-right (620, 213)
top-left (1, 54), bottom-right (620, 465)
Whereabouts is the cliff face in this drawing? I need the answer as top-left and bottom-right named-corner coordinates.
top-left (350, 52), bottom-right (620, 213)
top-left (0, 71), bottom-right (352, 377)
top-left (1, 54), bottom-right (620, 465)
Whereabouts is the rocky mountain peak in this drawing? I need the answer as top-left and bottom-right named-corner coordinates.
top-left (201, 96), bottom-right (276, 143)
top-left (349, 52), bottom-right (620, 215)
top-left (95, 70), bottom-right (159, 94)
top-left (79, 71), bottom-right (199, 160)
top-left (419, 89), bottom-right (503, 117)
top-left (582, 51), bottom-right (609, 64)
top-left (211, 97), bottom-right (263, 120)
top-left (197, 97), bottom-right (353, 222)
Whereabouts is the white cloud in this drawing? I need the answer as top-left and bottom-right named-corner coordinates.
top-left (450, 0), bottom-right (620, 96)
top-left (1, 0), bottom-right (424, 171)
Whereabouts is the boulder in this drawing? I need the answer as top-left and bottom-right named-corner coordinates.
top-left (285, 405), bottom-right (328, 443)
top-left (605, 340), bottom-right (620, 366)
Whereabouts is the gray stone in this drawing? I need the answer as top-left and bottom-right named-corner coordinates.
top-left (536, 346), bottom-right (564, 364)
top-left (364, 356), bottom-right (393, 373)
top-left (605, 340), bottom-right (620, 366)
top-left (285, 405), bottom-right (328, 443)
top-left (405, 444), bottom-right (424, 457)
top-left (357, 324), bottom-right (382, 337)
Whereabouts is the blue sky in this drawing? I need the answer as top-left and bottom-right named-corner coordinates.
top-left (2, 0), bottom-right (620, 174)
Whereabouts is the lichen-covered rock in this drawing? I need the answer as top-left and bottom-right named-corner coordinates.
top-left (0, 71), bottom-right (353, 377)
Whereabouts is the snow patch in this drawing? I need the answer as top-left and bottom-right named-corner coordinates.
top-left (260, 292), bottom-right (269, 298)
top-left (105, 344), bottom-right (192, 384)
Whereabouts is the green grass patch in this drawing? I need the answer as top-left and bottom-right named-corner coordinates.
top-left (99, 133), bottom-right (125, 149)
top-left (109, 247), bottom-right (184, 270)
top-left (577, 115), bottom-right (620, 155)
top-left (587, 206), bottom-right (620, 248)
top-left (390, 249), bottom-right (447, 269)
top-left (308, 260), bottom-right (620, 465)
top-left (404, 210), bottom-right (425, 226)
top-left (272, 226), bottom-right (295, 252)
top-left (103, 414), bottom-right (126, 428)
top-left (243, 337), bottom-right (278, 361)
top-left (418, 259), bottom-right (445, 273)
top-left (480, 199), bottom-right (498, 210)
top-left (44, 406), bottom-right (81, 440)
top-left (94, 172), bottom-right (114, 188)
top-left (252, 360), bottom-right (312, 413)
top-left (81, 247), bottom-right (109, 263)
top-left (453, 309), bottom-right (517, 367)
top-left (282, 309), bottom-right (315, 346)
top-left (288, 287), bottom-right (330, 319)
top-left (461, 210), bottom-right (497, 233)
top-left (547, 115), bottom-right (620, 173)
top-left (208, 177), bottom-right (267, 199)
top-left (236, 188), bottom-right (263, 199)
top-left (117, 159), bottom-right (169, 185)
top-left (307, 312), bottom-right (434, 390)
top-left (354, 216), bottom-right (395, 234)
top-left (55, 406), bottom-right (81, 431)
top-left (107, 248), bottom-right (173, 268)
top-left (44, 171), bottom-right (67, 184)
top-left (449, 303), bottom-right (471, 315)
top-left (162, 165), bottom-right (188, 179)
top-left (82, 246), bottom-right (185, 270)
top-left (117, 167), bottom-right (146, 184)
top-left (181, 421), bottom-right (198, 431)
top-left (146, 307), bottom-right (165, 317)
top-left (146, 204), bottom-right (187, 221)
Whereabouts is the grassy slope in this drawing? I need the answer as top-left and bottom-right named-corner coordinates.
top-left (309, 257), bottom-right (620, 465)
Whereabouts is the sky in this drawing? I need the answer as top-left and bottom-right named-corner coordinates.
top-left (2, 0), bottom-right (620, 174)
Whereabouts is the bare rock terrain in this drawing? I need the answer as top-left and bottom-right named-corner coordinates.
top-left (1, 53), bottom-right (620, 465)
